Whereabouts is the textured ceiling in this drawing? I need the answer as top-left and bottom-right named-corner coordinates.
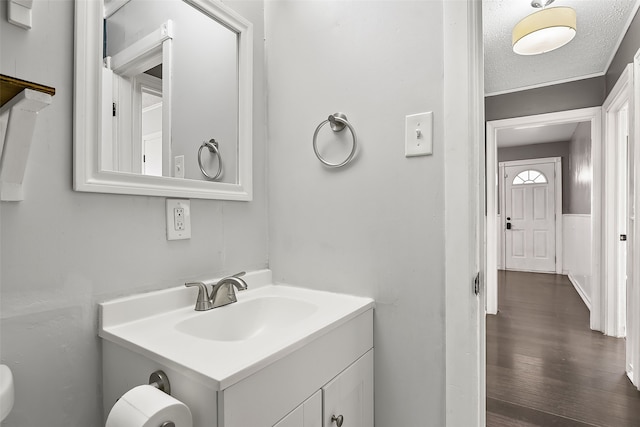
top-left (484, 0), bottom-right (640, 95)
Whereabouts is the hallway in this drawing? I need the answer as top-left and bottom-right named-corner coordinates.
top-left (486, 270), bottom-right (640, 426)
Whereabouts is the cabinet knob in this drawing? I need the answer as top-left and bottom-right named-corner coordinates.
top-left (331, 415), bottom-right (344, 426)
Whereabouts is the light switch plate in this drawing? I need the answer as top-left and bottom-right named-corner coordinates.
top-left (405, 112), bottom-right (433, 157)
top-left (166, 199), bottom-right (191, 240)
top-left (174, 155), bottom-right (185, 179)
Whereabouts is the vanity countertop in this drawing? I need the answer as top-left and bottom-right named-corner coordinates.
top-left (99, 270), bottom-right (374, 391)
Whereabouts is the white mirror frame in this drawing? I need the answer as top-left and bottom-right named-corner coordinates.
top-left (74, 0), bottom-right (253, 200)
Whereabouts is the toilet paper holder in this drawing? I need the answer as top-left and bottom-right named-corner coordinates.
top-left (108, 370), bottom-right (183, 427)
top-left (148, 370), bottom-right (171, 396)
top-left (150, 371), bottom-right (175, 427)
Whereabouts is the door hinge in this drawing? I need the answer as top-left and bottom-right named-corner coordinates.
top-left (143, 155), bottom-right (146, 163)
top-left (473, 272), bottom-right (480, 296)
top-left (112, 102), bottom-right (116, 117)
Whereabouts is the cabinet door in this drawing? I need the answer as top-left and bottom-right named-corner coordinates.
top-left (274, 405), bottom-right (303, 427)
top-left (322, 350), bottom-right (373, 427)
top-left (274, 390), bottom-right (322, 427)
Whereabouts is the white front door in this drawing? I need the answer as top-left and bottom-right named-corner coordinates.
top-left (505, 161), bottom-right (556, 272)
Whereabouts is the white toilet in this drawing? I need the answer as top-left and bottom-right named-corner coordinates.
top-left (0, 364), bottom-right (14, 421)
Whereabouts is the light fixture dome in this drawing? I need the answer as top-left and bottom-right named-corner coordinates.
top-left (512, 6), bottom-right (577, 55)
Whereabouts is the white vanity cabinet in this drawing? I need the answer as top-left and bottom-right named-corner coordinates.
top-left (273, 391), bottom-right (322, 427)
top-left (218, 310), bottom-right (373, 427)
top-left (273, 350), bottom-right (374, 427)
top-left (322, 350), bottom-right (374, 427)
top-left (99, 273), bottom-right (375, 427)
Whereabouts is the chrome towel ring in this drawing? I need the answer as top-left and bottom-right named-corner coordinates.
top-left (198, 139), bottom-right (223, 181)
top-left (313, 112), bottom-right (358, 168)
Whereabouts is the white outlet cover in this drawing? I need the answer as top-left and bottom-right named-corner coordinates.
top-left (166, 199), bottom-right (191, 240)
top-left (405, 112), bottom-right (433, 157)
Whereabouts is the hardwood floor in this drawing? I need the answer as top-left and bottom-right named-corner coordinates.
top-left (486, 270), bottom-right (640, 427)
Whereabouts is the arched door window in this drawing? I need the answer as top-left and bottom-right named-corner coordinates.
top-left (512, 169), bottom-right (548, 185)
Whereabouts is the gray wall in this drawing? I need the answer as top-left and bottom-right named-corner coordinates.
top-left (498, 141), bottom-right (571, 213)
top-left (485, 77), bottom-right (606, 121)
top-left (568, 122), bottom-right (592, 214)
top-left (0, 1), bottom-right (267, 426)
top-left (607, 7), bottom-right (640, 95)
top-left (265, 1), bottom-right (446, 426)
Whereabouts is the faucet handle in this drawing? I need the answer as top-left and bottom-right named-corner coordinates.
top-left (231, 271), bottom-right (246, 278)
top-left (185, 282), bottom-right (212, 311)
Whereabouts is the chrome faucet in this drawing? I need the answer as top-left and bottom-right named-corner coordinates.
top-left (185, 272), bottom-right (248, 311)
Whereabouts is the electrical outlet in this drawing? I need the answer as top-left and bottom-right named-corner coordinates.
top-left (174, 207), bottom-right (185, 230)
top-left (166, 199), bottom-right (191, 240)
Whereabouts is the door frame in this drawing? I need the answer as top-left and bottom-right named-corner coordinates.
top-left (603, 63), bottom-right (632, 339)
top-left (629, 49), bottom-right (640, 389)
top-left (499, 157), bottom-right (562, 273)
top-left (486, 107), bottom-right (602, 319)
top-left (443, 0), bottom-right (485, 425)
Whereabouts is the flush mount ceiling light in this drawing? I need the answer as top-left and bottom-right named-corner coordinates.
top-left (512, 0), bottom-right (577, 55)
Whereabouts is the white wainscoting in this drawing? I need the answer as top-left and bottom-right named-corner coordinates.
top-left (497, 214), bottom-right (503, 270)
top-left (563, 214), bottom-right (592, 309)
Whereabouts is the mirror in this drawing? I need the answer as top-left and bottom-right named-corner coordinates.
top-left (74, 0), bottom-right (253, 200)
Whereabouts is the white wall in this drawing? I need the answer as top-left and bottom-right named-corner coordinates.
top-left (563, 214), bottom-right (592, 308)
top-left (265, 2), bottom-right (446, 426)
top-left (568, 121), bottom-right (592, 214)
top-left (0, 1), bottom-right (267, 426)
top-left (142, 104), bottom-right (162, 136)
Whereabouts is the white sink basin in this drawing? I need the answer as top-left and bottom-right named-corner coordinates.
top-left (0, 364), bottom-right (14, 421)
top-left (99, 270), bottom-right (374, 390)
top-left (175, 296), bottom-right (318, 342)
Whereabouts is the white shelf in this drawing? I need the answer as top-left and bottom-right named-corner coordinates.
top-left (0, 75), bottom-right (55, 201)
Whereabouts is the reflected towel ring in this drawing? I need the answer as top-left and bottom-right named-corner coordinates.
top-left (198, 139), bottom-right (223, 181)
top-left (313, 113), bottom-right (358, 168)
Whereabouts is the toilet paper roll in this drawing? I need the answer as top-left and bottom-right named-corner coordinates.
top-left (106, 385), bottom-right (192, 427)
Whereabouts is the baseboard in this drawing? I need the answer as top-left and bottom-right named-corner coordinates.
top-left (568, 272), bottom-right (591, 310)
top-left (502, 268), bottom-right (556, 274)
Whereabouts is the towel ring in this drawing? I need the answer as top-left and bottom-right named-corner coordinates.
top-left (198, 139), bottom-right (223, 180)
top-left (313, 113), bottom-right (358, 168)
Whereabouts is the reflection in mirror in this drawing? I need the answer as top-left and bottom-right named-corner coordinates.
top-left (103, 0), bottom-right (238, 183)
top-left (74, 0), bottom-right (253, 200)
top-left (140, 68), bottom-right (163, 176)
